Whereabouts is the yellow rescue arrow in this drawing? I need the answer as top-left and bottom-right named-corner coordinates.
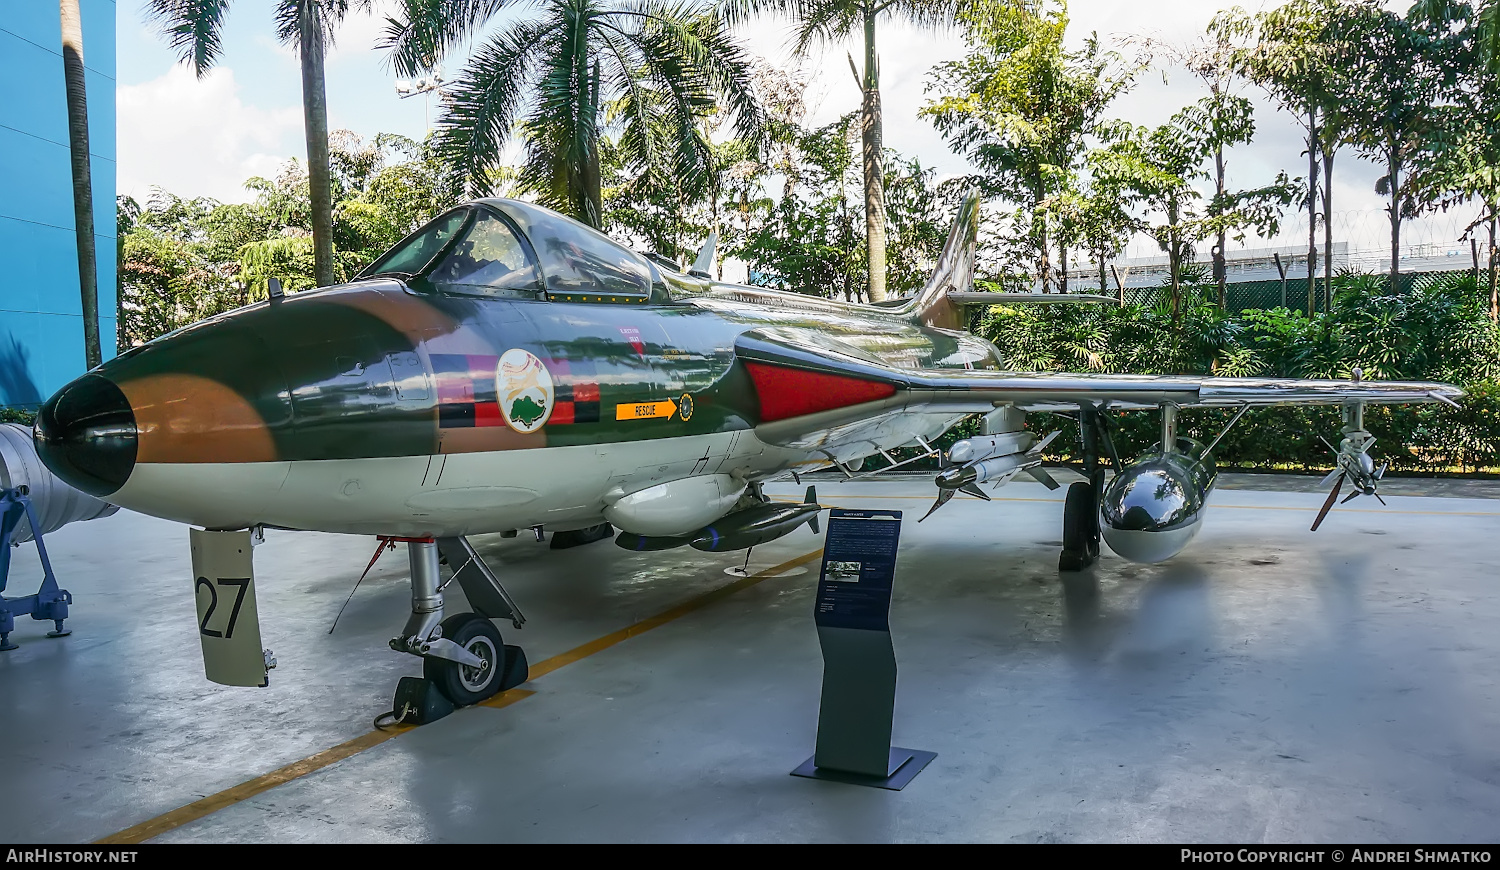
top-left (615, 399), bottom-right (679, 421)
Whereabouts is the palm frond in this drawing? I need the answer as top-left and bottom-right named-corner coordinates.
top-left (789, 0), bottom-right (862, 55)
top-left (596, 28), bottom-right (671, 188)
top-left (145, 0), bottom-right (233, 76)
top-left (1483, 0), bottom-right (1500, 76)
top-left (517, 1), bottom-right (604, 221)
top-left (382, 0), bottom-right (523, 77)
top-left (878, 0), bottom-right (961, 30)
top-left (719, 0), bottom-right (802, 26)
top-left (435, 18), bottom-right (553, 198)
top-left (623, 0), bottom-right (767, 150)
top-left (274, 0), bottom-right (362, 49)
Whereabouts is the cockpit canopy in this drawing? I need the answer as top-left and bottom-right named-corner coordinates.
top-left (358, 199), bottom-right (661, 304)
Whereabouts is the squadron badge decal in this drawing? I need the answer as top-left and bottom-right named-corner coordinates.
top-left (497, 349), bottom-right (554, 433)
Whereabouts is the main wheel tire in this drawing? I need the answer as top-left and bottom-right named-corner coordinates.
top-left (1062, 481), bottom-right (1092, 554)
top-left (1060, 481), bottom-right (1099, 571)
top-left (424, 613), bottom-right (505, 706)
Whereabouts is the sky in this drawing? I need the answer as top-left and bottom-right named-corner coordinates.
top-left (114, 0), bottom-right (1480, 265)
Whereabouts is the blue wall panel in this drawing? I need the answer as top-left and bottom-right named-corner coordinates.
top-left (0, 0), bottom-right (117, 408)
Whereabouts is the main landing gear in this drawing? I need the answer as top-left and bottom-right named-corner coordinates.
top-left (1059, 407), bottom-right (1119, 572)
top-left (384, 537), bottom-right (530, 723)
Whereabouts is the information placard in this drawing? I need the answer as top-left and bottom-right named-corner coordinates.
top-left (813, 509), bottom-right (902, 632)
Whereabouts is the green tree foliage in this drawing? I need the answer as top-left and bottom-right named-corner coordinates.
top-left (1409, 0), bottom-right (1500, 321)
top-left (116, 132), bottom-right (462, 348)
top-left (1064, 152), bottom-right (1138, 293)
top-left (979, 271), bottom-right (1500, 472)
top-left (923, 1), bottom-right (1135, 292)
top-left (383, 0), bottom-right (765, 229)
top-left (144, 0), bottom-right (371, 288)
top-left (727, 0), bottom-right (968, 302)
top-left (1342, 2), bottom-right (1468, 291)
top-left (1214, 0), bottom-right (1360, 314)
top-left (724, 114), bottom-right (949, 300)
top-left (1092, 100), bottom-right (1294, 321)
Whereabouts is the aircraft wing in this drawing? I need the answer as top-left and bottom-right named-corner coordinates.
top-left (735, 328), bottom-right (1464, 450)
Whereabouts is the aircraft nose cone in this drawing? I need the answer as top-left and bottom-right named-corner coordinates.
top-left (34, 374), bottom-right (138, 498)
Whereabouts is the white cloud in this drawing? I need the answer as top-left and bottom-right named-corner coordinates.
top-left (117, 65), bottom-right (302, 204)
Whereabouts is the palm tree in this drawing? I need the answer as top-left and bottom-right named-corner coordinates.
top-left (146, 1), bottom-right (367, 288)
top-left (728, 0), bottom-right (963, 301)
top-left (385, 0), bottom-right (766, 229)
top-left (59, 0), bottom-right (100, 368)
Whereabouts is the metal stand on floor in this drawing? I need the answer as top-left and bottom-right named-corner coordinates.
top-left (792, 509), bottom-right (934, 790)
top-left (0, 487), bottom-right (71, 651)
top-left (724, 547), bottom-right (754, 577)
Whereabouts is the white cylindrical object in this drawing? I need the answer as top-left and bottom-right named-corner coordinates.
top-left (969, 453), bottom-right (1028, 484)
top-left (0, 423), bottom-right (117, 543)
top-left (603, 474), bottom-right (746, 537)
top-left (948, 431), bottom-right (1035, 464)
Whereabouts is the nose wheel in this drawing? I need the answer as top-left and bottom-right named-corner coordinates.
top-left (424, 613), bottom-right (507, 705)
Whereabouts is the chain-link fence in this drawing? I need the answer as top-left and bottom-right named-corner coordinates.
top-left (1118, 269), bottom-right (1485, 312)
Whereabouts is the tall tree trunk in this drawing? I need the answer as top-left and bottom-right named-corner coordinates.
top-left (1214, 144), bottom-right (1227, 310)
top-left (1306, 107), bottom-right (1319, 317)
top-left (1489, 210), bottom-right (1496, 324)
top-left (1168, 200), bottom-right (1182, 325)
top-left (1322, 145), bottom-right (1336, 312)
top-left (1098, 244), bottom-right (1106, 293)
top-left (1388, 144), bottom-right (1401, 294)
top-left (1060, 244), bottom-right (1068, 293)
top-left (59, 0), bottom-right (100, 369)
top-left (861, 5), bottom-right (887, 302)
top-left (299, 12), bottom-right (336, 287)
top-left (1037, 217), bottom-right (1051, 293)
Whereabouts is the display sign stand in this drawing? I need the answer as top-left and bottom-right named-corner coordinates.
top-left (792, 509), bottom-right (935, 791)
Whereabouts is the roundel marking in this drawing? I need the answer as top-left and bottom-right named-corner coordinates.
top-left (496, 348), bottom-right (554, 433)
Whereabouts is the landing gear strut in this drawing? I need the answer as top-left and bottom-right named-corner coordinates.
top-left (1059, 407), bottom-right (1116, 572)
top-left (387, 538), bottom-right (529, 715)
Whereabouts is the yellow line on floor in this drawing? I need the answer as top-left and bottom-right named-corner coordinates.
top-left (94, 688), bottom-right (530, 845)
top-left (516, 549), bottom-right (824, 684)
top-left (96, 548), bottom-right (823, 845)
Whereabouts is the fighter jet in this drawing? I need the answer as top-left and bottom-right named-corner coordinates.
top-left (33, 193), bottom-right (1461, 706)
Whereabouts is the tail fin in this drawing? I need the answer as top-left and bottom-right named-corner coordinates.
top-left (804, 485), bottom-right (817, 505)
top-left (899, 190), bottom-right (980, 330)
top-left (689, 231), bottom-right (717, 278)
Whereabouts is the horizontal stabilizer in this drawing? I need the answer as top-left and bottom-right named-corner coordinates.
top-left (946, 292), bottom-right (1118, 306)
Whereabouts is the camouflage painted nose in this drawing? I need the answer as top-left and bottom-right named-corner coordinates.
top-left (35, 374), bottom-right (138, 498)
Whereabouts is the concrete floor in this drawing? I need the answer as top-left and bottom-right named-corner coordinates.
top-left (1, 477), bottom-right (1498, 843)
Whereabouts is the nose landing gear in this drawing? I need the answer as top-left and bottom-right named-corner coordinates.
top-left (384, 537), bottom-right (529, 723)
